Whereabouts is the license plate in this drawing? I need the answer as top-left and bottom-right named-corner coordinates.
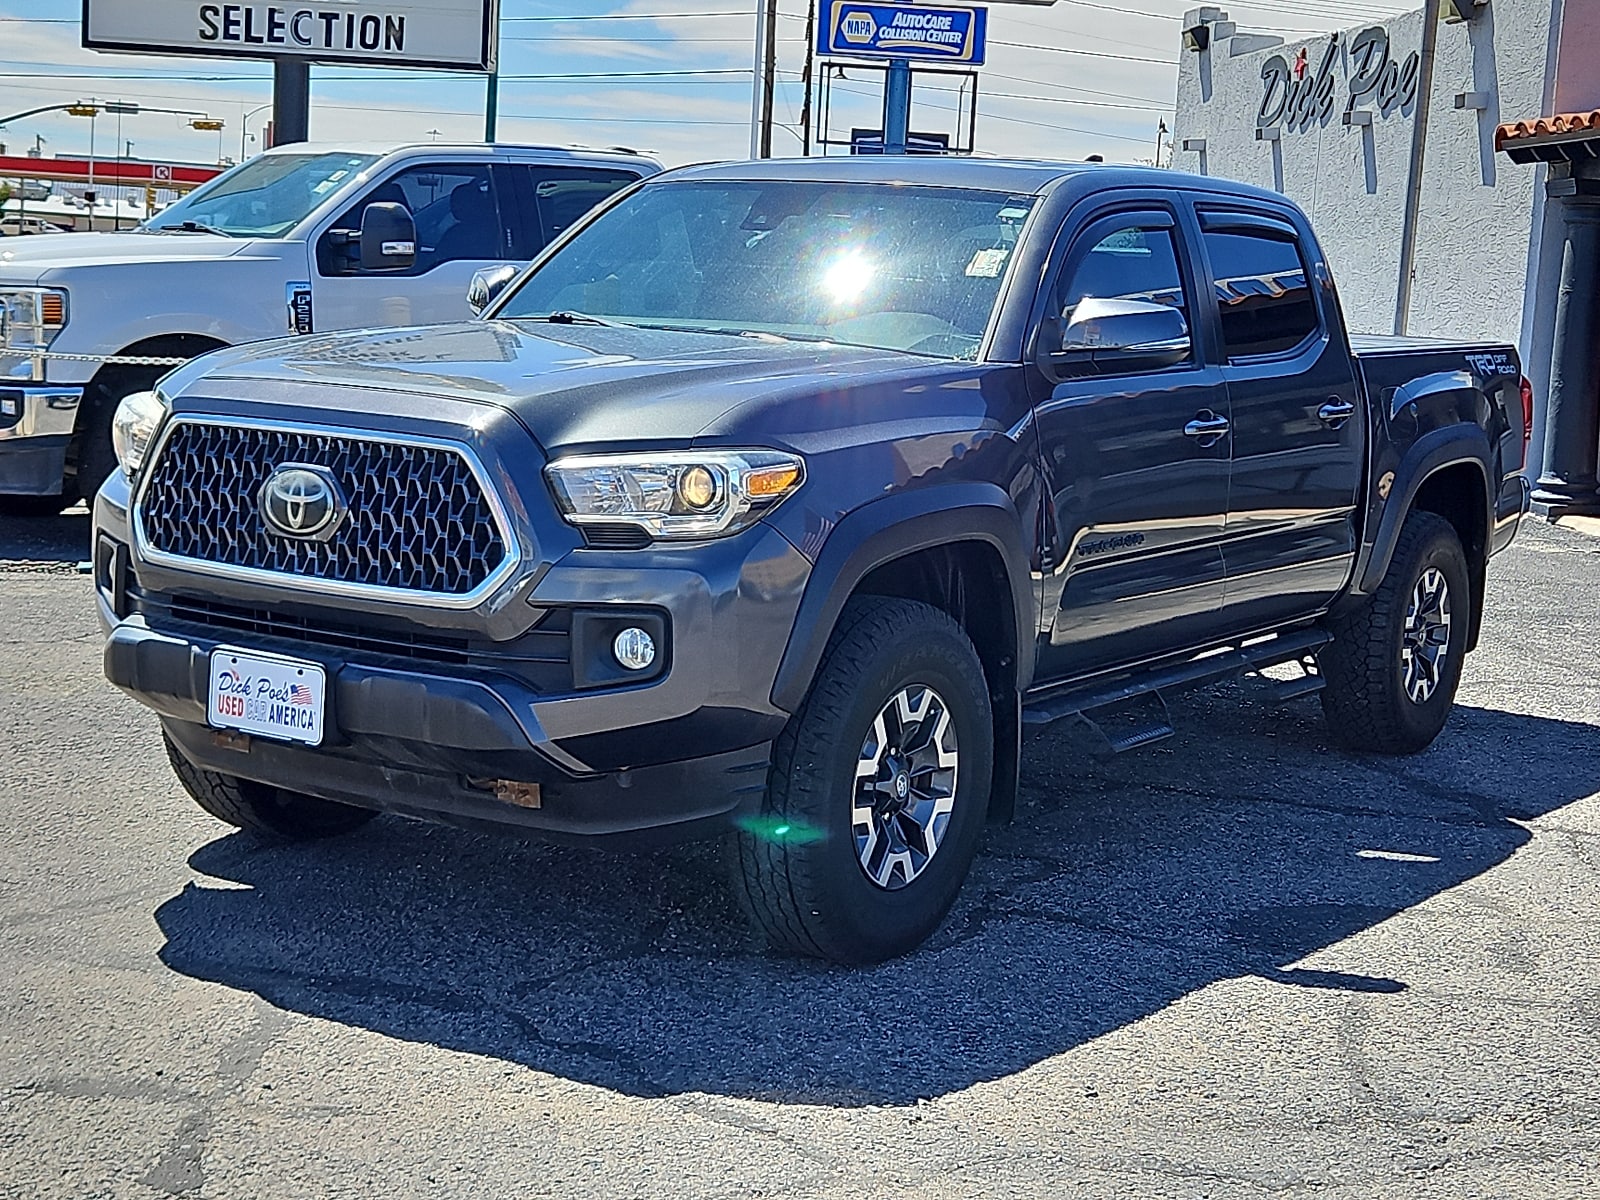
top-left (207, 648), bottom-right (327, 746)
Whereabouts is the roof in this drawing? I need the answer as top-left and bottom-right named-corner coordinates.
top-left (256, 141), bottom-right (662, 167)
top-left (1495, 112), bottom-right (1600, 164)
top-left (661, 156), bottom-right (1171, 195)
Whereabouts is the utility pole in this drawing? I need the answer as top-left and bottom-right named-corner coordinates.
top-left (800, 0), bottom-right (817, 155)
top-left (758, 0), bottom-right (779, 157)
top-left (749, 0), bottom-right (770, 158)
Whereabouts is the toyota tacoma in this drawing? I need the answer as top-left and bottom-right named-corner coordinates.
top-left (94, 159), bottom-right (1531, 962)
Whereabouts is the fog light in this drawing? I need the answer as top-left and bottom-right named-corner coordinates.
top-left (613, 626), bottom-right (657, 671)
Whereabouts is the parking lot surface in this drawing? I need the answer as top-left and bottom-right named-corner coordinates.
top-left (2, 509), bottom-right (1597, 1199)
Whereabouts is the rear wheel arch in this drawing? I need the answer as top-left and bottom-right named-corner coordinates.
top-left (1353, 426), bottom-right (1493, 643)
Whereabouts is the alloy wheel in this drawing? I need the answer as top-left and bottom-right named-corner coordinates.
top-left (1401, 566), bottom-right (1452, 704)
top-left (852, 684), bottom-right (960, 890)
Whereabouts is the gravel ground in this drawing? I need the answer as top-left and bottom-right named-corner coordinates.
top-left (1, 509), bottom-right (1596, 1199)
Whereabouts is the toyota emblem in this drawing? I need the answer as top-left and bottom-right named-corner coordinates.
top-left (259, 465), bottom-right (345, 539)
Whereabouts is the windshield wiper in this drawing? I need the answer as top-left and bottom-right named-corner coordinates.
top-left (154, 220), bottom-right (233, 236)
top-left (527, 311), bottom-right (631, 328)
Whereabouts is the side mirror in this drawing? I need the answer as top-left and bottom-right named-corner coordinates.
top-left (1050, 297), bottom-right (1191, 374)
top-left (468, 264), bottom-right (520, 317)
top-left (359, 202), bottom-right (416, 271)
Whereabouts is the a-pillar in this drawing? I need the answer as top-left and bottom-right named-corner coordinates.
top-left (1532, 161), bottom-right (1600, 517)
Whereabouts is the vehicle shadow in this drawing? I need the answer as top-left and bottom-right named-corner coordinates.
top-left (153, 689), bottom-right (1599, 1106)
top-left (0, 504), bottom-right (89, 567)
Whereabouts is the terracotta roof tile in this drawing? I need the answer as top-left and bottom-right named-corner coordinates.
top-left (1495, 111), bottom-right (1600, 149)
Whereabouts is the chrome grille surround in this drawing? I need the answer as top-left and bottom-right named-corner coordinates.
top-left (131, 415), bottom-right (521, 609)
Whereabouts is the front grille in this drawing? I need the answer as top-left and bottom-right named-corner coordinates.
top-left (137, 420), bottom-right (511, 598)
top-left (139, 593), bottom-right (574, 687)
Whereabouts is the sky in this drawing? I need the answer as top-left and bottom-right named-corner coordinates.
top-left (0, 0), bottom-right (1416, 172)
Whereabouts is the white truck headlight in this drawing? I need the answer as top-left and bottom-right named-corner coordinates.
top-left (111, 390), bottom-right (169, 476)
top-left (546, 449), bottom-right (805, 540)
top-left (0, 288), bottom-right (68, 353)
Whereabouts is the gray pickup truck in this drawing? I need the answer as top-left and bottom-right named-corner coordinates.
top-left (94, 158), bottom-right (1531, 962)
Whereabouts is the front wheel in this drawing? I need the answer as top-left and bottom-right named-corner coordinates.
top-left (731, 597), bottom-right (993, 964)
top-left (164, 733), bottom-right (377, 841)
top-left (1320, 510), bottom-right (1471, 754)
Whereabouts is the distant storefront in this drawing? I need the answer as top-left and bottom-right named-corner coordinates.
top-left (1172, 1), bottom-right (1600, 515)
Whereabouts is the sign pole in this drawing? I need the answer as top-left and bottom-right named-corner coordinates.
top-left (485, 70), bottom-right (499, 142)
top-left (882, 59), bottom-right (911, 154)
top-left (272, 58), bottom-right (311, 146)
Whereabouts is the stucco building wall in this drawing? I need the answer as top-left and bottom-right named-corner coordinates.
top-left (1172, 4), bottom-right (1555, 346)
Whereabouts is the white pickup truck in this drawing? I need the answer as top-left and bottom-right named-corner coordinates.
top-left (0, 140), bottom-right (659, 514)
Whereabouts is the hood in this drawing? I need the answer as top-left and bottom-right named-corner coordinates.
top-left (177, 320), bottom-right (949, 452)
top-left (0, 230), bottom-right (256, 284)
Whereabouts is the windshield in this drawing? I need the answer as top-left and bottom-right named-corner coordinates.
top-left (498, 180), bottom-right (1036, 360)
top-left (144, 152), bottom-right (379, 238)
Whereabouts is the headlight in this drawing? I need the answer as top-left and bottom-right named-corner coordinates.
top-left (546, 449), bottom-right (805, 540)
top-left (0, 288), bottom-right (68, 352)
top-left (111, 390), bottom-right (169, 476)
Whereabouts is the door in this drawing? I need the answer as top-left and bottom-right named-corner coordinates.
top-left (310, 162), bottom-right (512, 332)
top-left (1032, 204), bottom-right (1234, 681)
top-left (1196, 209), bottom-right (1364, 630)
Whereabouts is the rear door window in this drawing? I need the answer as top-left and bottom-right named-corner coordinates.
top-left (503, 166), bottom-right (641, 261)
top-left (1202, 228), bottom-right (1319, 359)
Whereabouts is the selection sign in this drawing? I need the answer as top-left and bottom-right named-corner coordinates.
top-left (82, 1), bottom-right (501, 72)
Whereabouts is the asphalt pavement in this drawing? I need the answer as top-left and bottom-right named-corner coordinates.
top-left (2, 508), bottom-right (1597, 1199)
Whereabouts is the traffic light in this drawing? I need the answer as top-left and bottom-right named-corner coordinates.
top-left (66, 104), bottom-right (100, 117)
top-left (190, 119), bottom-right (224, 132)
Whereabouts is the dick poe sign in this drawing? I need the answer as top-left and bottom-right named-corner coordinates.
top-left (82, 0), bottom-right (500, 72)
top-left (817, 1), bottom-right (988, 66)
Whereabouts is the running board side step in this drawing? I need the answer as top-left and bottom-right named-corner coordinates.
top-left (1021, 629), bottom-right (1332, 738)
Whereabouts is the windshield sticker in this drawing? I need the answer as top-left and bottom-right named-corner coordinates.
top-left (965, 248), bottom-right (1009, 278)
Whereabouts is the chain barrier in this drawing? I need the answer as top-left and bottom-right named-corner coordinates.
top-left (29, 351), bottom-right (192, 367)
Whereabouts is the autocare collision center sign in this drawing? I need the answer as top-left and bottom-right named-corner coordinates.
top-left (82, 0), bottom-right (499, 72)
top-left (817, 1), bottom-right (988, 66)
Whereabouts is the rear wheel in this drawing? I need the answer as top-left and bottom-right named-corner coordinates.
top-left (731, 597), bottom-right (993, 964)
top-left (1320, 510), bottom-right (1470, 754)
top-left (164, 733), bottom-right (377, 841)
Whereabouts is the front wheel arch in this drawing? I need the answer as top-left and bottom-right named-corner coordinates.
top-left (68, 334), bottom-right (229, 499)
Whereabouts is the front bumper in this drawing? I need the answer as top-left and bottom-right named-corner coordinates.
top-left (94, 467), bottom-right (809, 848)
top-left (0, 385), bottom-right (83, 494)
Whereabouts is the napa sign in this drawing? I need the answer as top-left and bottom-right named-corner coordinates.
top-left (817, 1), bottom-right (988, 66)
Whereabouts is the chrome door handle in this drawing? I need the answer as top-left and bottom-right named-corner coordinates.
top-left (1184, 411), bottom-right (1230, 444)
top-left (1318, 399), bottom-right (1357, 429)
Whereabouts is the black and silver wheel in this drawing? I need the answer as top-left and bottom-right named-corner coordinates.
top-left (164, 731), bottom-right (378, 841)
top-left (732, 597), bottom-right (993, 964)
top-left (1321, 510), bottom-right (1470, 755)
top-left (853, 684), bottom-right (960, 890)
top-left (1401, 566), bottom-right (1453, 705)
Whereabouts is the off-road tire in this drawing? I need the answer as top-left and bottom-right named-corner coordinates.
top-left (731, 597), bottom-right (993, 964)
top-left (164, 732), bottom-right (377, 841)
top-left (1320, 510), bottom-right (1470, 754)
